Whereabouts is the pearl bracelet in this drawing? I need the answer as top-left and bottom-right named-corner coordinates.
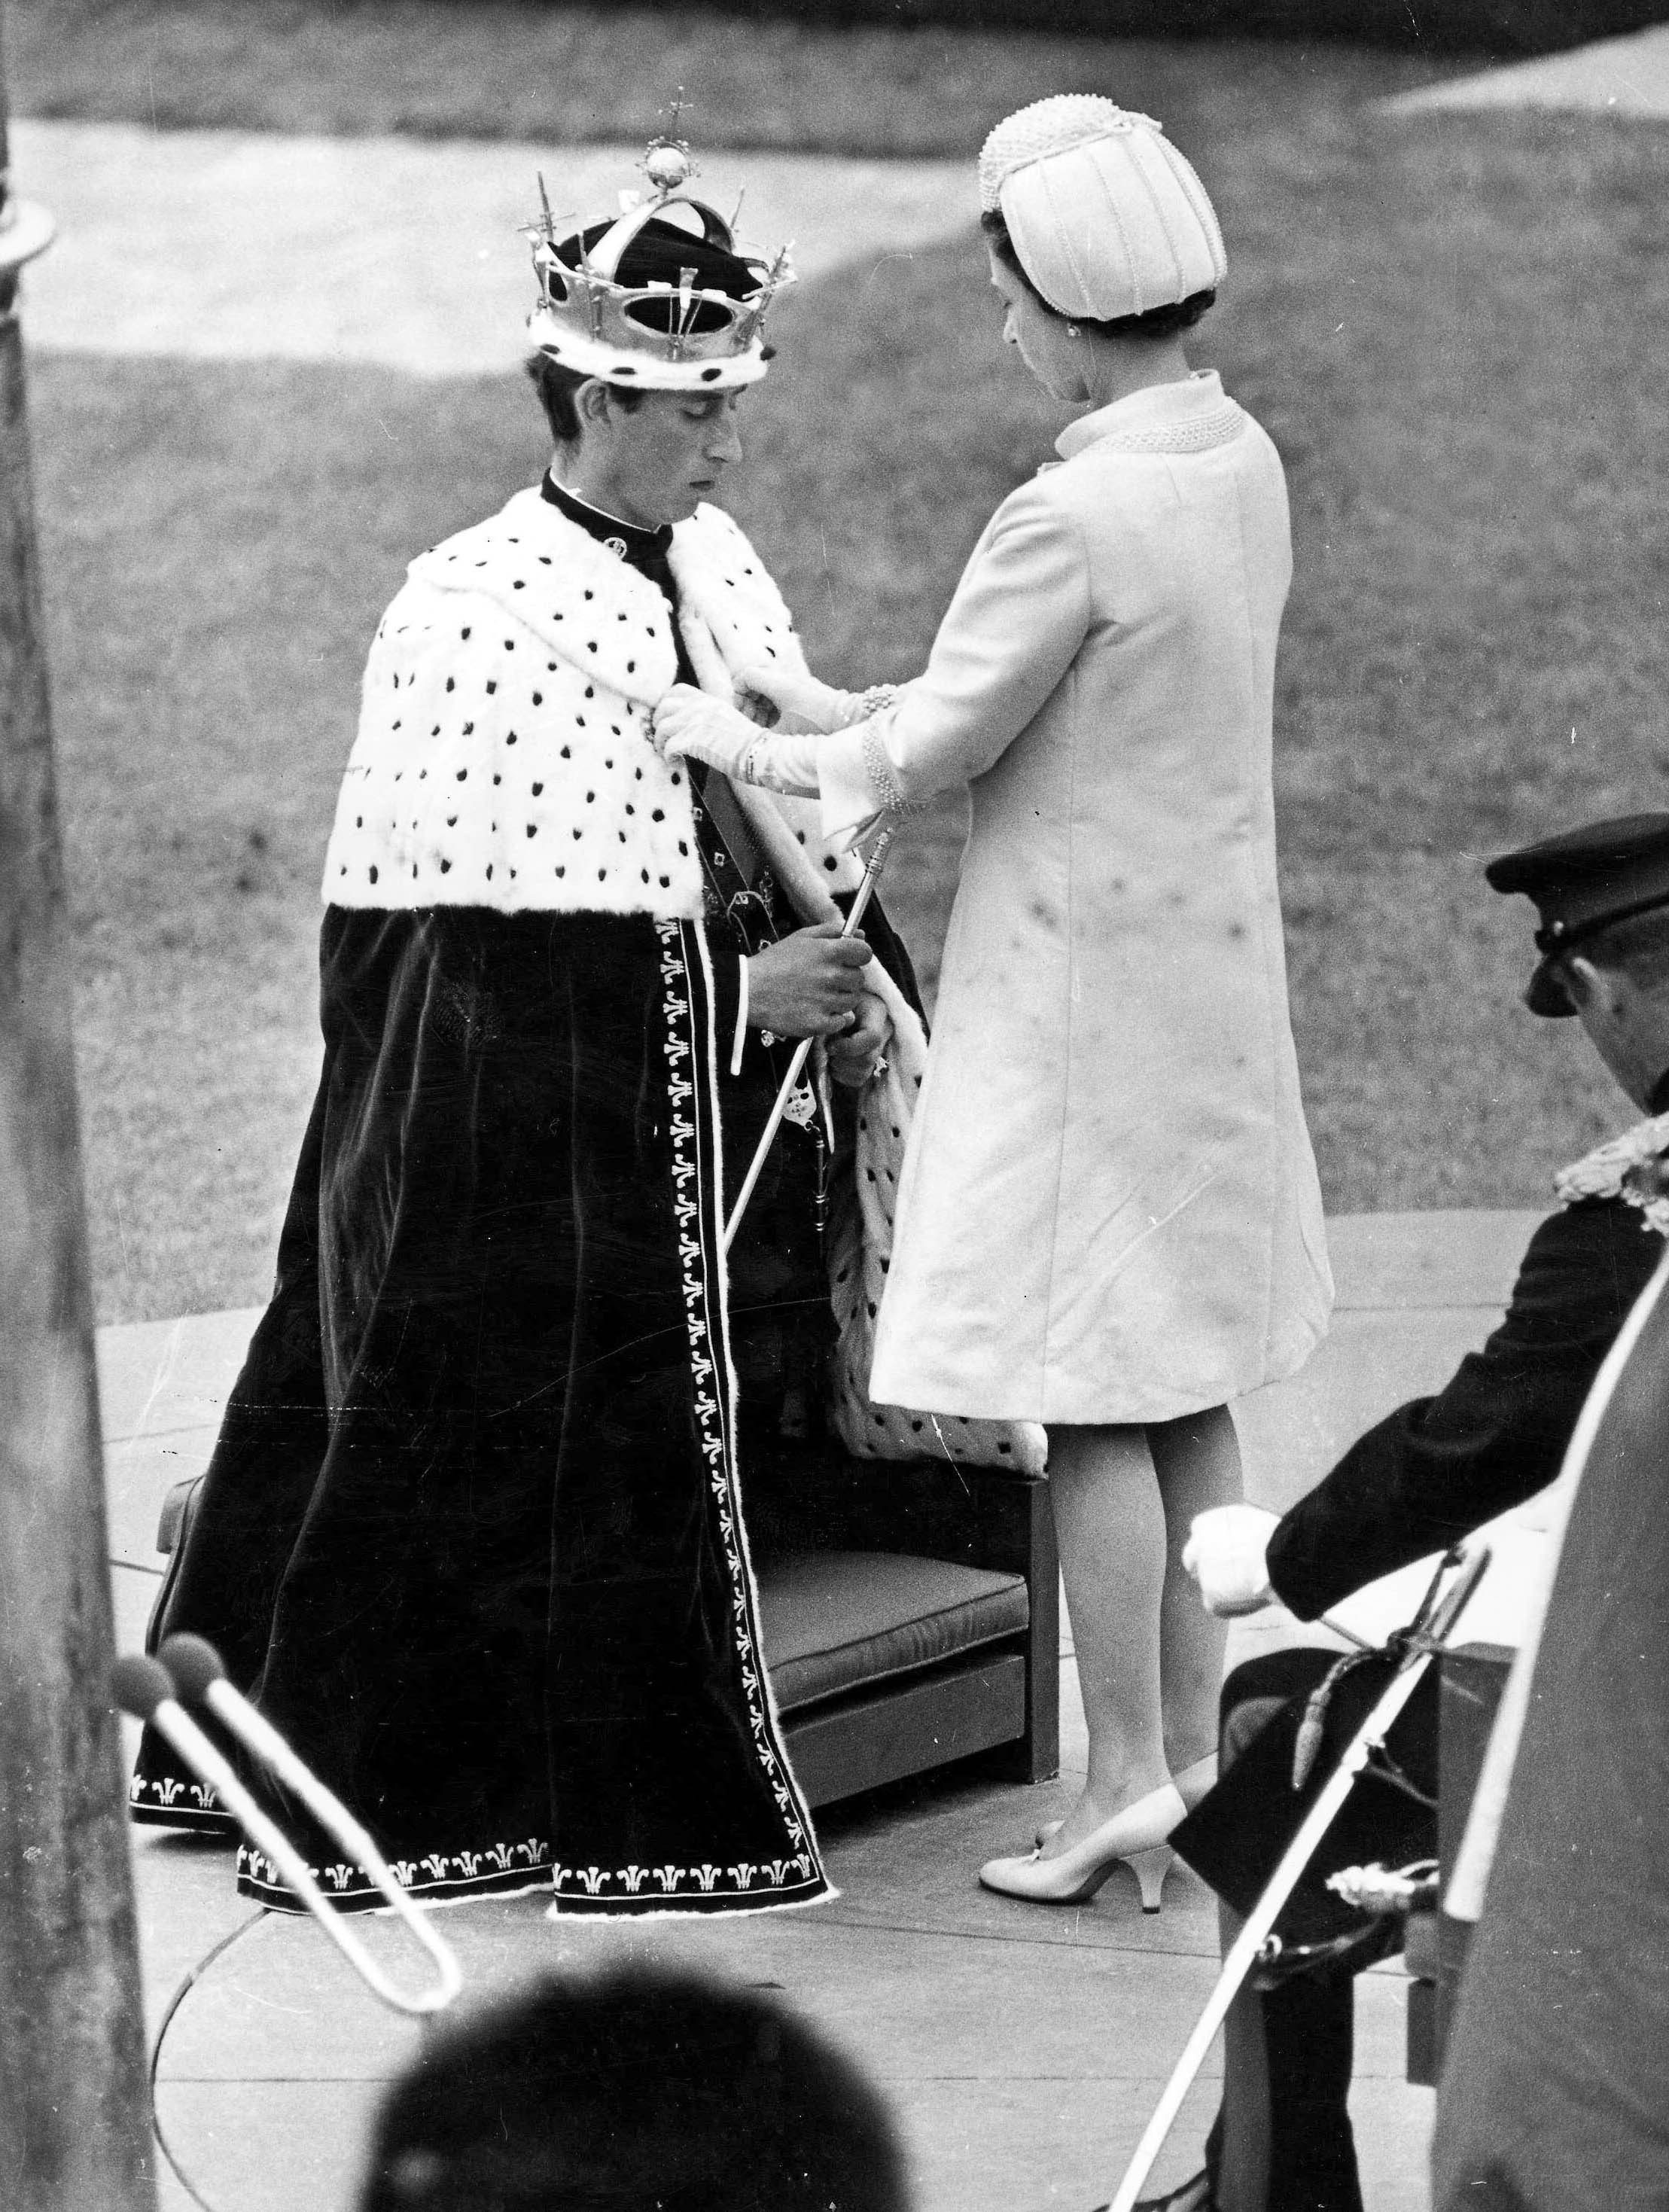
top-left (833, 683), bottom-right (901, 728)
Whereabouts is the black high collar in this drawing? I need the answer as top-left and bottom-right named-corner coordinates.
top-left (541, 476), bottom-right (674, 568)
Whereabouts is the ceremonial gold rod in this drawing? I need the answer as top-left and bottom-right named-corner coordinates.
top-left (722, 821), bottom-right (897, 1254)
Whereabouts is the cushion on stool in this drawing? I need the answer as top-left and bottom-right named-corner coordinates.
top-left (756, 1550), bottom-right (1029, 1713)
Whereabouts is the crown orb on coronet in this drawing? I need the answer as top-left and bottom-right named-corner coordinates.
top-left (644, 140), bottom-right (695, 194)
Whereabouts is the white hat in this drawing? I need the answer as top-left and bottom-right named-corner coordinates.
top-left (978, 96), bottom-right (1226, 322)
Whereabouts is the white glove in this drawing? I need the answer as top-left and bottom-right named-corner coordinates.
top-left (734, 662), bottom-right (869, 736)
top-left (1181, 1504), bottom-right (1281, 1618)
top-left (652, 684), bottom-right (821, 797)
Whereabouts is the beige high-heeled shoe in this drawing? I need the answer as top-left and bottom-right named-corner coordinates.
top-left (1034, 1753), bottom-right (1217, 1849)
top-left (982, 1782), bottom-right (1186, 1910)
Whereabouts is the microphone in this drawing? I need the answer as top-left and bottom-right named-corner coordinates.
top-left (115, 1647), bottom-right (460, 2017)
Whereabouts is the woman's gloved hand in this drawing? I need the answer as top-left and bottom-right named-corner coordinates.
top-left (653, 685), bottom-right (762, 780)
top-left (653, 685), bottom-right (822, 797)
top-left (733, 663), bottom-right (859, 736)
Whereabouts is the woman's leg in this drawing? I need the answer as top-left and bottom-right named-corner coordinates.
top-left (1043, 1406), bottom-right (1241, 1854)
top-left (1044, 1423), bottom-right (1172, 1851)
top-left (1147, 1404), bottom-right (1243, 1780)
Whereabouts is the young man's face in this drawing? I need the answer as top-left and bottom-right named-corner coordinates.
top-left (587, 388), bottom-right (746, 530)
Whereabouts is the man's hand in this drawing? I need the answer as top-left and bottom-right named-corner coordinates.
top-left (1182, 1504), bottom-right (1281, 1618)
top-left (826, 991), bottom-right (891, 1086)
top-left (748, 924), bottom-right (872, 1040)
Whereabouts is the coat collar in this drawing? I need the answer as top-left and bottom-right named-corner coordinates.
top-left (1055, 370), bottom-right (1233, 462)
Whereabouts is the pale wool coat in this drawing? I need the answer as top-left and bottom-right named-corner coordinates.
top-left (836, 373), bottom-right (1332, 1426)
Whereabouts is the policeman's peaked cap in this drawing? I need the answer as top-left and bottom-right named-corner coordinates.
top-left (1487, 812), bottom-right (1669, 1017)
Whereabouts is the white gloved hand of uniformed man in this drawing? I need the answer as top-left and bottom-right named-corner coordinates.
top-left (1183, 1504), bottom-right (1281, 1617)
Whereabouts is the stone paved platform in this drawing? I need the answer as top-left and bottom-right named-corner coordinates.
top-left (104, 1209), bottom-right (1549, 2212)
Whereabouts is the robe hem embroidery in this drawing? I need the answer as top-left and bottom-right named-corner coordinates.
top-left (187, 920), bottom-right (827, 1920)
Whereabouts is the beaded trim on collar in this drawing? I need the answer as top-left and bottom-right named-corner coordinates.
top-left (1555, 1110), bottom-right (1669, 1234)
top-left (1092, 399), bottom-right (1244, 456)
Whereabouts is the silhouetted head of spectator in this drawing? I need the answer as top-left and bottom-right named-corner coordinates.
top-left (357, 1964), bottom-right (911, 2212)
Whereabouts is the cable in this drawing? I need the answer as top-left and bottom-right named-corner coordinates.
top-left (148, 1906), bottom-right (270, 2212)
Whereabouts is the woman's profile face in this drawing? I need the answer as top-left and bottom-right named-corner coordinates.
top-left (988, 248), bottom-right (1086, 405)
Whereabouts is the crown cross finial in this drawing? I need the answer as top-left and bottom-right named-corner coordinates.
top-left (737, 241), bottom-right (794, 347)
top-left (643, 88), bottom-right (696, 197)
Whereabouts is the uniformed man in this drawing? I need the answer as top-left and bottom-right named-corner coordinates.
top-left (1139, 815), bottom-right (1669, 2212)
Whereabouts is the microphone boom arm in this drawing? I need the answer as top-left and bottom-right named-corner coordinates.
top-left (117, 1647), bottom-right (460, 2019)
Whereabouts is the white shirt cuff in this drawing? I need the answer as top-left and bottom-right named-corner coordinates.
top-left (730, 955), bottom-right (749, 1077)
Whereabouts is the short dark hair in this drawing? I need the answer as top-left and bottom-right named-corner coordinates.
top-left (524, 352), bottom-right (648, 443)
top-left (980, 209), bottom-right (1214, 342)
top-left (356, 1965), bottom-right (911, 2212)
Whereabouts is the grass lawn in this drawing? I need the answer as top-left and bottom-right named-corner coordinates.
top-left (9, 3), bottom-right (1456, 153)
top-left (24, 28), bottom-right (1669, 1323)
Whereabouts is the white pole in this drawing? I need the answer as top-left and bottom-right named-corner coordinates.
top-left (1104, 1548), bottom-right (1491, 2212)
top-left (722, 823), bottom-right (895, 1252)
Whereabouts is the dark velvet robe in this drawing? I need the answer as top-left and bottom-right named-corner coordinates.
top-left (132, 491), bottom-right (918, 1916)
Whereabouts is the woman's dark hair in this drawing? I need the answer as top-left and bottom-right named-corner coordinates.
top-left (358, 1964), bottom-right (911, 2212)
top-left (980, 209), bottom-right (1214, 341)
top-left (524, 352), bottom-right (646, 443)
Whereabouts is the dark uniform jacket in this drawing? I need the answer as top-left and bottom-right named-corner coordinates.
top-left (1266, 1193), bottom-right (1664, 1622)
top-left (1174, 1183), bottom-right (1666, 2211)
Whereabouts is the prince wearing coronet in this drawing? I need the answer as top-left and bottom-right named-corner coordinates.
top-left (131, 141), bottom-right (922, 1917)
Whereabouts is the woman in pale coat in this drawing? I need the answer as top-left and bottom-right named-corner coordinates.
top-left (656, 96), bottom-right (1332, 1913)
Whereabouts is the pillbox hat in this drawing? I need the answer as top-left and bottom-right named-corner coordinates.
top-left (979, 96), bottom-right (1226, 322)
